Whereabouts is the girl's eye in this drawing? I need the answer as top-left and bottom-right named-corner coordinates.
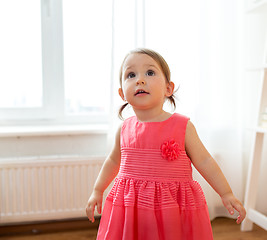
top-left (127, 72), bottom-right (136, 79)
top-left (146, 70), bottom-right (155, 76)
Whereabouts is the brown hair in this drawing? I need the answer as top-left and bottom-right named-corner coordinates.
top-left (118, 48), bottom-right (176, 119)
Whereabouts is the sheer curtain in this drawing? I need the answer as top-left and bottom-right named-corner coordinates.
top-left (109, 0), bottom-right (244, 220)
top-left (194, 0), bottom-right (244, 219)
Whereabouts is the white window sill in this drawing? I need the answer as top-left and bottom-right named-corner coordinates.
top-left (0, 124), bottom-right (108, 137)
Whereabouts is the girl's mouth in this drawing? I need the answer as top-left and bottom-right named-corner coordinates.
top-left (135, 89), bottom-right (149, 96)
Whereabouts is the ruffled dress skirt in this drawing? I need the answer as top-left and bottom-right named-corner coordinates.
top-left (96, 148), bottom-right (213, 240)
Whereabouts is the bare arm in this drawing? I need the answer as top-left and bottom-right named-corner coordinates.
top-left (185, 120), bottom-right (246, 224)
top-left (86, 125), bottom-right (122, 222)
top-left (93, 126), bottom-right (121, 193)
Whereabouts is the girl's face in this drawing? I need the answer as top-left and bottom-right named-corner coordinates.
top-left (118, 53), bottom-right (174, 112)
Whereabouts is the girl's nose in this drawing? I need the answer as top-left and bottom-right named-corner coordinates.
top-left (136, 77), bottom-right (146, 85)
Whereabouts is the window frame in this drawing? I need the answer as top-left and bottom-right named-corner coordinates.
top-left (0, 0), bottom-right (110, 125)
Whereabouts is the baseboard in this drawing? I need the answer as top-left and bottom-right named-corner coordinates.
top-left (0, 217), bottom-right (100, 237)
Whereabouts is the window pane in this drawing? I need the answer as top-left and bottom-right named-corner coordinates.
top-left (63, 0), bottom-right (112, 115)
top-left (0, 0), bottom-right (42, 108)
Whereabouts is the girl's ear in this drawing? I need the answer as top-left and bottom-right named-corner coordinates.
top-left (118, 88), bottom-right (126, 101)
top-left (166, 81), bottom-right (175, 97)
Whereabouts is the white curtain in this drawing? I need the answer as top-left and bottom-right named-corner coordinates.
top-left (192, 0), bottom-right (244, 220)
top-left (109, 0), bottom-right (245, 220)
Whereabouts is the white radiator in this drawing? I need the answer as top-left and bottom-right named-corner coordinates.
top-left (0, 156), bottom-right (105, 225)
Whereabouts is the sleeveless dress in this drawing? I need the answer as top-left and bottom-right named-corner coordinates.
top-left (97, 113), bottom-right (214, 240)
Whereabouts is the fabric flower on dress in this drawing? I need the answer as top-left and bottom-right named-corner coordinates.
top-left (161, 139), bottom-right (181, 161)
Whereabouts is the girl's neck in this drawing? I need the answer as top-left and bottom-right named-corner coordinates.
top-left (133, 108), bottom-right (171, 123)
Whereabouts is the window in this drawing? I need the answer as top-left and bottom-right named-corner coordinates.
top-left (0, 0), bottom-right (42, 109)
top-left (0, 0), bottom-right (112, 124)
top-left (0, 0), bottom-right (196, 125)
top-left (63, 0), bottom-right (112, 116)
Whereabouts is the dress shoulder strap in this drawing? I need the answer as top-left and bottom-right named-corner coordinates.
top-left (171, 113), bottom-right (190, 149)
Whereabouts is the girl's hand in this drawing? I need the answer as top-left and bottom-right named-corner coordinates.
top-left (86, 190), bottom-right (103, 223)
top-left (221, 193), bottom-right (246, 224)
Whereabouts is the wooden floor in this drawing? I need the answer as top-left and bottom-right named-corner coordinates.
top-left (0, 217), bottom-right (266, 240)
top-left (211, 218), bottom-right (267, 240)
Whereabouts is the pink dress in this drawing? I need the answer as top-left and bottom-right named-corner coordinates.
top-left (97, 113), bottom-right (213, 240)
